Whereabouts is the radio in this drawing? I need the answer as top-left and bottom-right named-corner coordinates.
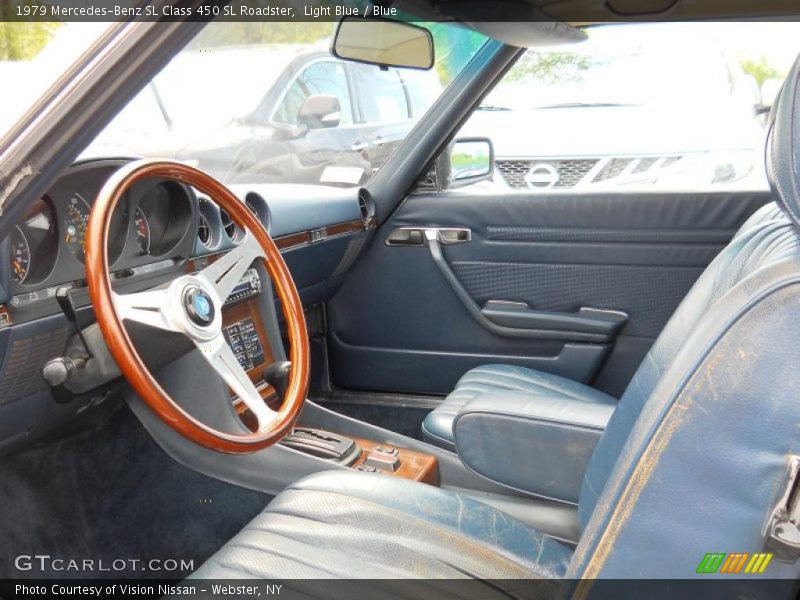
top-left (224, 268), bottom-right (261, 305)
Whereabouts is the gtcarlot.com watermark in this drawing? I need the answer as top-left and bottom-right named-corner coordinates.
top-left (14, 554), bottom-right (195, 573)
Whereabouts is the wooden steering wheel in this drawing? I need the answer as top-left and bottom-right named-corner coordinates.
top-left (86, 160), bottom-right (309, 453)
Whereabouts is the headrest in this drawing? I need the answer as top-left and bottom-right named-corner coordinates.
top-left (767, 55), bottom-right (800, 227)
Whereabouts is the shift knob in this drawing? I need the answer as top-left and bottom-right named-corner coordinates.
top-left (42, 356), bottom-right (86, 387)
top-left (262, 361), bottom-right (292, 400)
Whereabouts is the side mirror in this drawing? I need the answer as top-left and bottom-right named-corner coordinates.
top-left (447, 138), bottom-right (494, 189)
top-left (758, 78), bottom-right (784, 115)
top-left (332, 17), bottom-right (434, 71)
top-left (298, 95), bottom-right (341, 129)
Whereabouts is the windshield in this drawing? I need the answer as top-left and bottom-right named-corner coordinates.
top-left (482, 23), bottom-right (791, 110)
top-left (83, 21), bottom-right (486, 188)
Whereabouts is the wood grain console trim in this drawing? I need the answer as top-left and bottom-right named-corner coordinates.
top-left (350, 436), bottom-right (439, 486)
top-left (274, 218), bottom-right (371, 251)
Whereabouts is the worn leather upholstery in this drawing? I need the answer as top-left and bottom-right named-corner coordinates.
top-left (190, 470), bottom-right (573, 579)
top-left (422, 364), bottom-right (616, 450)
top-left (453, 391), bottom-right (615, 503)
top-left (188, 57), bottom-right (800, 582)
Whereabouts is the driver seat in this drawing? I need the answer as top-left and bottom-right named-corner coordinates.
top-left (188, 58), bottom-right (800, 581)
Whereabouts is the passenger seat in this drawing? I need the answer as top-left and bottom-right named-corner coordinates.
top-left (422, 203), bottom-right (787, 451)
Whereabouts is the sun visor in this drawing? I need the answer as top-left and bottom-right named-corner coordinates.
top-left (430, 1), bottom-right (587, 47)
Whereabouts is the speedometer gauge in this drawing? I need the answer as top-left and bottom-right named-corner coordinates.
top-left (10, 226), bottom-right (30, 284)
top-left (134, 207), bottom-right (150, 254)
top-left (63, 194), bottom-right (91, 262)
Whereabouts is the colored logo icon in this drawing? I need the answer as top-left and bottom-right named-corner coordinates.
top-left (696, 552), bottom-right (773, 574)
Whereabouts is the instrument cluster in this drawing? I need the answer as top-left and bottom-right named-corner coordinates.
top-left (6, 160), bottom-right (195, 292)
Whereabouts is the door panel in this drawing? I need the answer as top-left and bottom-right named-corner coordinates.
top-left (327, 190), bottom-right (772, 397)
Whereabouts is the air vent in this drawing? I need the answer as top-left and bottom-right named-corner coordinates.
top-left (197, 213), bottom-right (211, 246)
top-left (219, 208), bottom-right (243, 243)
top-left (244, 192), bottom-right (272, 233)
top-left (358, 190), bottom-right (376, 225)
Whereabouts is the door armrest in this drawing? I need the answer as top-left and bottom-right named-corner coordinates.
top-left (481, 301), bottom-right (627, 340)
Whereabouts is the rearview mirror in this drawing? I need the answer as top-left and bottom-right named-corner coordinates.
top-left (332, 17), bottom-right (434, 71)
top-left (298, 95), bottom-right (341, 129)
top-left (448, 138), bottom-right (494, 189)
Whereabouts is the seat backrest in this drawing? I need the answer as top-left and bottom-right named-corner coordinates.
top-left (570, 56), bottom-right (800, 579)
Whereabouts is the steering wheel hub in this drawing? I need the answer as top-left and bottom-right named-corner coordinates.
top-left (184, 285), bottom-right (216, 326)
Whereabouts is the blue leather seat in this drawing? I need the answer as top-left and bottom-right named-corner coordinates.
top-left (189, 57), bottom-right (800, 581)
top-left (422, 364), bottom-right (617, 450)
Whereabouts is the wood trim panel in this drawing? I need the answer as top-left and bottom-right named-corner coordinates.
top-left (274, 231), bottom-right (311, 250)
top-left (350, 436), bottom-right (439, 486)
top-left (273, 218), bottom-right (371, 251)
top-left (222, 299), bottom-right (283, 427)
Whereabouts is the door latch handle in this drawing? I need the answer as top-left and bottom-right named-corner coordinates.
top-left (385, 227), bottom-right (471, 247)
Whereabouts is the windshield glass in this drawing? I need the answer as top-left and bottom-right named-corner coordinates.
top-left (482, 22), bottom-right (797, 110)
top-left (83, 21), bottom-right (487, 188)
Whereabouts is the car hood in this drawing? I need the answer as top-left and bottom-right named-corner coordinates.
top-left (459, 103), bottom-right (765, 158)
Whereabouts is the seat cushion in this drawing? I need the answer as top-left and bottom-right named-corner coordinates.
top-left (190, 471), bottom-right (572, 580)
top-left (422, 364), bottom-right (616, 450)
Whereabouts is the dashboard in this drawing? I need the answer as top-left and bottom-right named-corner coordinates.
top-left (3, 159), bottom-right (373, 316)
top-left (6, 160), bottom-right (197, 309)
top-left (0, 157), bottom-right (374, 453)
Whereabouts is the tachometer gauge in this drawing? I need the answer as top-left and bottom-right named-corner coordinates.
top-left (134, 207), bottom-right (151, 254)
top-left (63, 194), bottom-right (91, 262)
top-left (10, 226), bottom-right (30, 284)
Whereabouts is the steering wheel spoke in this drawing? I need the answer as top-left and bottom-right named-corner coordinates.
top-left (113, 287), bottom-right (177, 332)
top-left (196, 235), bottom-right (265, 305)
top-left (196, 334), bottom-right (277, 432)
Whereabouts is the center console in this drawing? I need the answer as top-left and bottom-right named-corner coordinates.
top-left (281, 426), bottom-right (439, 485)
top-left (215, 266), bottom-right (440, 486)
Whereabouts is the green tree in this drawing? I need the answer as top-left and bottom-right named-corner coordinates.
top-left (0, 21), bottom-right (62, 61)
top-left (505, 51), bottom-right (590, 84)
top-left (740, 55), bottom-right (784, 87)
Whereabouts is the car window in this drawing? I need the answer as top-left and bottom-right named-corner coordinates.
top-left (352, 65), bottom-right (410, 123)
top-left (273, 60), bottom-right (353, 126)
top-left (403, 71), bottom-right (442, 117)
top-left (455, 22), bottom-right (800, 194)
top-left (84, 22), bottom-right (487, 187)
top-left (0, 23), bottom-right (112, 138)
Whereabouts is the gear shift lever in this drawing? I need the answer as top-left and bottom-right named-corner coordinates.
top-left (262, 361), bottom-right (292, 400)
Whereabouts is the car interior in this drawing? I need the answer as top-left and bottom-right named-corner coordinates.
top-left (1, 0), bottom-right (800, 591)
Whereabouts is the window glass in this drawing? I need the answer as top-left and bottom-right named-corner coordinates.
top-left (403, 70), bottom-right (442, 117)
top-left (457, 22), bottom-right (800, 193)
top-left (273, 61), bottom-right (353, 126)
top-left (0, 23), bottom-right (111, 138)
top-left (85, 22), bottom-right (486, 188)
top-left (353, 66), bottom-right (410, 123)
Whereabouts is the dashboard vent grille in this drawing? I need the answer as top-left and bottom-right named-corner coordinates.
top-left (0, 327), bottom-right (69, 405)
top-left (358, 190), bottom-right (376, 225)
top-left (219, 208), bottom-right (242, 242)
top-left (197, 214), bottom-right (211, 246)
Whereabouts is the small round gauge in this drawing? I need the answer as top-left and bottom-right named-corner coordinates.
top-left (134, 207), bottom-right (151, 254)
top-left (10, 226), bottom-right (30, 284)
top-left (63, 193), bottom-right (91, 262)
